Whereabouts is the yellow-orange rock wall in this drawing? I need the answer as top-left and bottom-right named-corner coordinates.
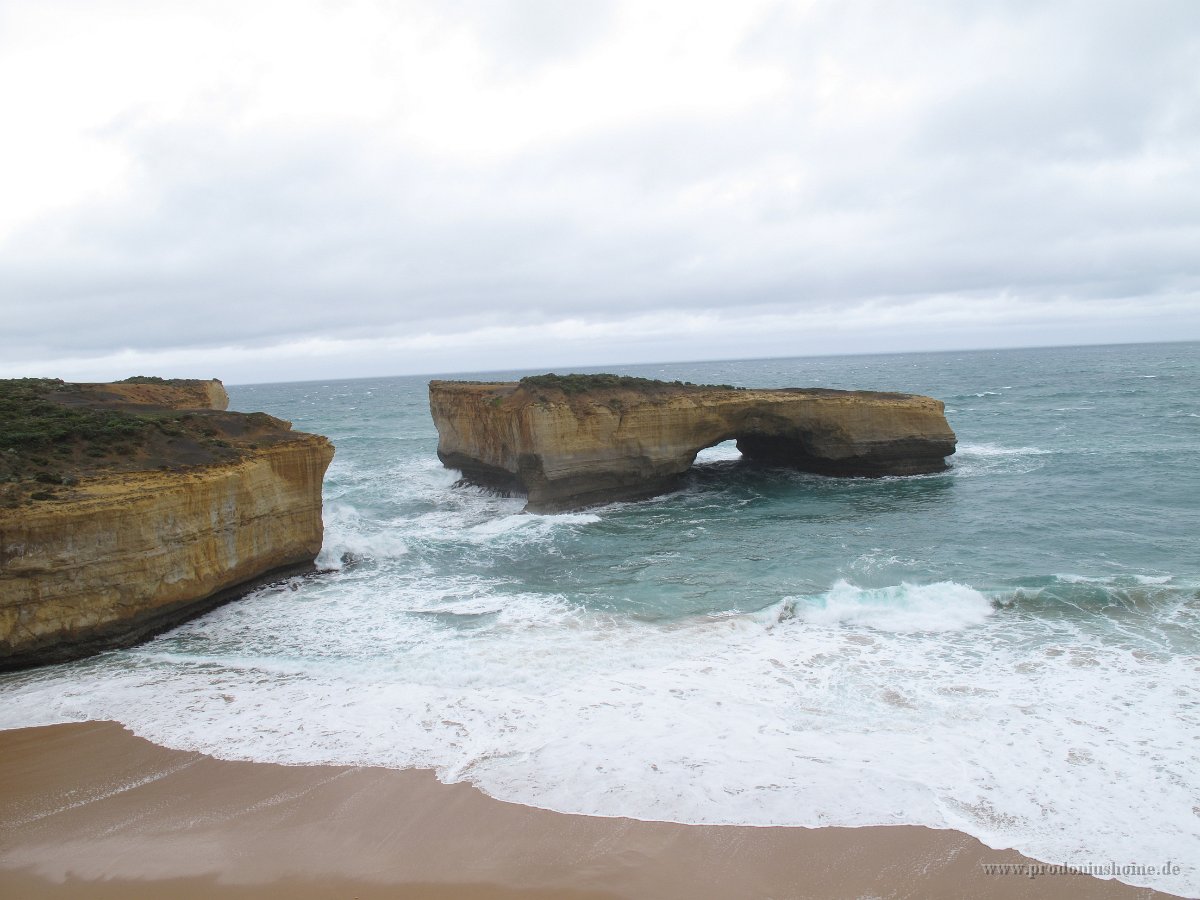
top-left (430, 381), bottom-right (956, 511)
top-left (432, 385), bottom-right (953, 476)
top-left (0, 435), bottom-right (333, 665)
top-left (88, 378), bottom-right (230, 410)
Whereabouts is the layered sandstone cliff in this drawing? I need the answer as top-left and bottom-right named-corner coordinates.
top-left (430, 375), bottom-right (956, 512)
top-left (0, 378), bottom-right (333, 669)
top-left (82, 377), bottom-right (230, 410)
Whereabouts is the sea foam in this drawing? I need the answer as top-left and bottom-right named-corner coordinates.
top-left (782, 580), bottom-right (994, 632)
top-left (2, 570), bottom-right (1196, 894)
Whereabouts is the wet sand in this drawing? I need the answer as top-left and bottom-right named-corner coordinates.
top-left (0, 722), bottom-right (1180, 899)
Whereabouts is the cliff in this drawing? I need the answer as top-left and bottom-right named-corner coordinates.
top-left (430, 375), bottom-right (956, 512)
top-left (0, 378), bottom-right (333, 669)
top-left (81, 377), bottom-right (230, 410)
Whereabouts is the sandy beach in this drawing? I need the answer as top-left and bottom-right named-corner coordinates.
top-left (0, 722), bottom-right (1180, 900)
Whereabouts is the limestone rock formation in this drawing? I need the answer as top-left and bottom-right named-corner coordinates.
top-left (86, 377), bottom-right (231, 410)
top-left (0, 378), bottom-right (333, 669)
top-left (430, 375), bottom-right (956, 512)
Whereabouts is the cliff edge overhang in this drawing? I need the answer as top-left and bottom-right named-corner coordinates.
top-left (429, 375), bottom-right (956, 512)
top-left (0, 377), bottom-right (334, 670)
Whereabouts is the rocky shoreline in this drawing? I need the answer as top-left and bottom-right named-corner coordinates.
top-left (0, 378), bottom-right (334, 670)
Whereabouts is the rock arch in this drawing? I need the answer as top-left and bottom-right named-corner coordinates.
top-left (430, 378), bottom-right (956, 512)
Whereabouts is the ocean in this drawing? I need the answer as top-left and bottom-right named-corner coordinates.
top-left (2, 342), bottom-right (1198, 895)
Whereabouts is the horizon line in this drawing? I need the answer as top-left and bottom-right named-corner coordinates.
top-left (221, 336), bottom-right (1199, 388)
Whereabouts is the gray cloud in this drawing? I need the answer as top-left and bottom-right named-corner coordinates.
top-left (1, 0), bottom-right (1197, 380)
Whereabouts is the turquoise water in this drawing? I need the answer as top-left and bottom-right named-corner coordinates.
top-left (2, 342), bottom-right (1198, 894)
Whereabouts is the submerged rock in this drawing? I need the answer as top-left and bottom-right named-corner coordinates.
top-left (0, 378), bottom-right (334, 669)
top-left (430, 374), bottom-right (956, 512)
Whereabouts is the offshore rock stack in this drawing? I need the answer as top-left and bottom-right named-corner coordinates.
top-left (430, 374), bottom-right (956, 512)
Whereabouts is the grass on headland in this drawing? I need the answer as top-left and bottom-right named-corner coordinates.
top-left (115, 375), bottom-right (202, 386)
top-left (0, 379), bottom-right (158, 452)
top-left (0, 378), bottom-right (232, 506)
top-left (518, 373), bottom-right (741, 394)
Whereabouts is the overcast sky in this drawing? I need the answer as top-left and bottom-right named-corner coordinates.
top-left (1, 0), bottom-right (1198, 383)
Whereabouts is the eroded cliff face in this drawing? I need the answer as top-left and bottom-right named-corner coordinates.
top-left (0, 379), bottom-right (333, 669)
top-left (430, 378), bottom-right (956, 512)
top-left (86, 378), bottom-right (231, 410)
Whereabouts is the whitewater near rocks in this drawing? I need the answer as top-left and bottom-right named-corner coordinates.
top-left (1, 343), bottom-right (1198, 896)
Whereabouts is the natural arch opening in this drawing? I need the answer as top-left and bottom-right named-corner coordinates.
top-left (691, 439), bottom-right (742, 466)
top-left (689, 431), bottom-right (843, 477)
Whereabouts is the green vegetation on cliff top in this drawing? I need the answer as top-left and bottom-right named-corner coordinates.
top-left (518, 373), bottom-right (740, 394)
top-left (116, 375), bottom-right (208, 386)
top-left (0, 379), bottom-right (159, 452)
top-left (0, 378), bottom-right (237, 507)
